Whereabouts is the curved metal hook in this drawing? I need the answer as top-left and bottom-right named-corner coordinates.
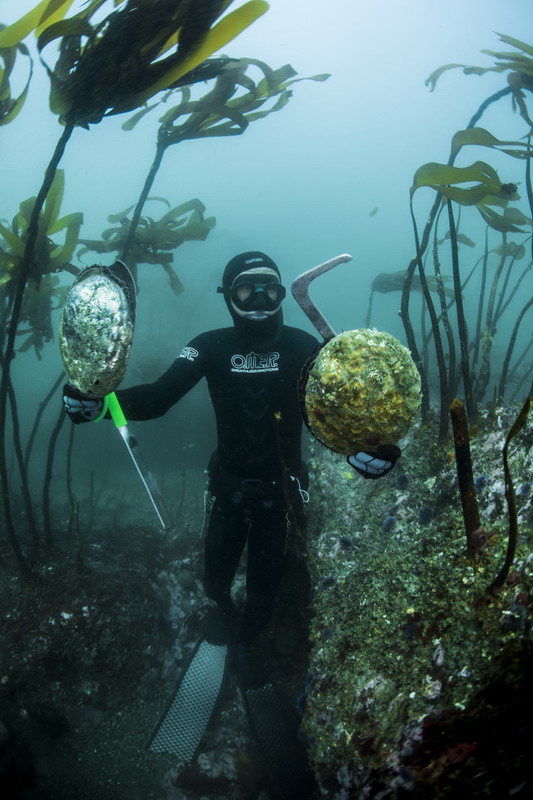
top-left (291, 253), bottom-right (353, 340)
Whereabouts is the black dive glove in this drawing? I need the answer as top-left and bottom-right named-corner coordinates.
top-left (347, 444), bottom-right (401, 479)
top-left (63, 384), bottom-right (104, 424)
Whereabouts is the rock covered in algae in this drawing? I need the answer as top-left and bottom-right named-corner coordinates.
top-left (304, 328), bottom-right (421, 453)
top-left (59, 263), bottom-right (135, 398)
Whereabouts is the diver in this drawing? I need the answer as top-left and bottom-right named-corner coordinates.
top-left (63, 251), bottom-right (400, 791)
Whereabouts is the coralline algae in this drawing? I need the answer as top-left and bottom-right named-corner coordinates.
top-left (304, 329), bottom-right (421, 454)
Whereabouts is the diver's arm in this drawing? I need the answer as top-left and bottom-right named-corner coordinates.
top-left (115, 338), bottom-right (207, 421)
top-left (63, 335), bottom-right (208, 424)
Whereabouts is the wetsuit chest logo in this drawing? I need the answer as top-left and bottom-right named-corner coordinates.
top-left (231, 351), bottom-right (279, 373)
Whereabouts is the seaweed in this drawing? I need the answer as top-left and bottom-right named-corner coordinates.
top-left (0, 2), bottom-right (329, 578)
top-left (399, 35), bottom-right (533, 439)
top-left (0, 24), bottom-right (33, 126)
top-left (118, 57), bottom-right (329, 263)
top-left (78, 198), bottom-right (216, 292)
top-left (426, 34), bottom-right (533, 127)
top-left (449, 398), bottom-right (481, 558)
top-left (488, 396), bottom-right (532, 594)
top-left (0, 0), bottom-right (270, 577)
top-left (0, 170), bottom-right (82, 357)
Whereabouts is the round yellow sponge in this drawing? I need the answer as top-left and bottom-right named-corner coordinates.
top-left (304, 329), bottom-right (421, 454)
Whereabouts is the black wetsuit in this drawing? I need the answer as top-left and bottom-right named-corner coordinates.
top-left (117, 323), bottom-right (319, 645)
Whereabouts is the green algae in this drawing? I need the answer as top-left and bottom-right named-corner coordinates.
top-left (303, 408), bottom-right (533, 796)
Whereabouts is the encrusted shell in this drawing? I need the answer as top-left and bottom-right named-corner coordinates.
top-left (304, 329), bottom-right (421, 454)
top-left (59, 266), bottom-right (134, 398)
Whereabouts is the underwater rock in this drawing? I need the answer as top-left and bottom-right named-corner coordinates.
top-left (304, 408), bottom-right (533, 798)
top-left (304, 329), bottom-right (421, 453)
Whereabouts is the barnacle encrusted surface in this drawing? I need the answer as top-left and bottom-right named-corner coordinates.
top-left (304, 328), bottom-right (421, 453)
top-left (59, 268), bottom-right (134, 397)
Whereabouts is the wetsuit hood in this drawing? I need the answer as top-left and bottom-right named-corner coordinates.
top-left (218, 251), bottom-right (284, 346)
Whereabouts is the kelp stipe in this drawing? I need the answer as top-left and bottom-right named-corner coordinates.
top-left (78, 198), bottom-right (217, 292)
top-left (400, 34), bottom-right (533, 441)
top-left (446, 202), bottom-right (476, 419)
top-left (449, 399), bottom-right (482, 559)
top-left (0, 0), bottom-right (270, 577)
top-left (119, 58), bottom-right (330, 264)
top-left (488, 397), bottom-right (532, 594)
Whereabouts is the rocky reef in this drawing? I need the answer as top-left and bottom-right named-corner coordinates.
top-left (0, 406), bottom-right (531, 799)
top-left (303, 404), bottom-right (532, 798)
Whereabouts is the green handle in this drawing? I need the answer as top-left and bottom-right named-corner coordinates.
top-left (107, 392), bottom-right (127, 428)
top-left (93, 392), bottom-right (127, 426)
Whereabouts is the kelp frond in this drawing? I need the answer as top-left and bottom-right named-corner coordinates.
top-left (411, 160), bottom-right (530, 234)
top-left (0, 0), bottom-right (270, 127)
top-left (77, 198), bottom-right (215, 294)
top-left (426, 34), bottom-right (533, 126)
top-left (0, 169), bottom-right (82, 356)
top-left (117, 56), bottom-right (328, 263)
top-left (123, 56), bottom-right (329, 143)
top-left (0, 25), bottom-right (33, 125)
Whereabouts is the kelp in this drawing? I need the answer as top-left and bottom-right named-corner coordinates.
top-left (450, 395), bottom-right (532, 591)
top-left (6, 376), bottom-right (39, 550)
top-left (364, 269), bottom-right (454, 328)
top-left (119, 57), bottom-right (329, 262)
top-left (402, 96), bottom-right (532, 435)
top-left (0, 0), bottom-right (270, 577)
top-left (426, 34), bottom-right (533, 126)
top-left (0, 0), bottom-right (270, 127)
top-left (0, 170), bottom-right (82, 357)
top-left (0, 25), bottom-right (33, 126)
top-left (498, 296), bottom-right (533, 401)
top-left (78, 198), bottom-right (216, 293)
top-left (450, 128), bottom-right (533, 162)
top-left (123, 57), bottom-right (330, 138)
top-left (371, 270), bottom-right (455, 298)
top-left (411, 159), bottom-right (524, 228)
top-left (0, 170), bottom-right (82, 279)
top-left (449, 398), bottom-right (482, 558)
top-left (488, 397), bottom-right (532, 594)
top-left (0, 0), bottom-right (76, 47)
top-left (446, 201), bottom-right (475, 417)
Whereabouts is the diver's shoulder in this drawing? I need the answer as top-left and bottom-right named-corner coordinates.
top-left (281, 324), bottom-right (320, 348)
top-left (189, 326), bottom-right (234, 344)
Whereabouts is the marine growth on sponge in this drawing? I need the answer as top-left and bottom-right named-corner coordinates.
top-left (304, 329), bottom-right (421, 453)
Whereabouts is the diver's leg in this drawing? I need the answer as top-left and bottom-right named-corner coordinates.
top-left (203, 490), bottom-right (247, 616)
top-left (235, 490), bottom-right (316, 799)
top-left (239, 496), bottom-right (289, 647)
top-left (240, 479), bottom-right (310, 650)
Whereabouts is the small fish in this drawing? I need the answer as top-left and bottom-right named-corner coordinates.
top-left (369, 207), bottom-right (379, 217)
top-left (59, 260), bottom-right (136, 397)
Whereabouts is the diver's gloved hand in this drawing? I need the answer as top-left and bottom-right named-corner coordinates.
top-left (347, 445), bottom-right (401, 479)
top-left (63, 384), bottom-right (103, 424)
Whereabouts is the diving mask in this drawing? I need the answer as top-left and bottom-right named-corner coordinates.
top-left (218, 267), bottom-right (286, 320)
top-left (231, 281), bottom-right (286, 311)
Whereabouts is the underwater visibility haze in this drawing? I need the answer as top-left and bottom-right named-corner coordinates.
top-left (0, 0), bottom-right (532, 797)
